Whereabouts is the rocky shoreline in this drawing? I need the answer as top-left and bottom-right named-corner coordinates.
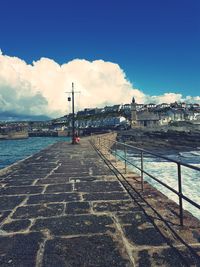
top-left (117, 126), bottom-right (200, 155)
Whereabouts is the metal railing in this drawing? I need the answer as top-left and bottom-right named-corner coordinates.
top-left (92, 135), bottom-right (200, 226)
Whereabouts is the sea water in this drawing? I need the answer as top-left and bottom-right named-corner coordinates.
top-left (117, 149), bottom-right (200, 220)
top-left (0, 136), bottom-right (70, 169)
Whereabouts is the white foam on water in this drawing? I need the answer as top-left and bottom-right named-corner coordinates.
top-left (191, 151), bottom-right (200, 156)
top-left (179, 152), bottom-right (194, 158)
top-left (118, 149), bottom-right (200, 220)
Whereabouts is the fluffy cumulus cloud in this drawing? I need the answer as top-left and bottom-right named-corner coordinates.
top-left (150, 93), bottom-right (183, 104)
top-left (0, 51), bottom-right (199, 118)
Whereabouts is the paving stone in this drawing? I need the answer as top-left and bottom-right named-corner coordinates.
top-left (10, 173), bottom-right (47, 179)
top-left (70, 176), bottom-right (98, 182)
top-left (92, 169), bottom-right (113, 175)
top-left (47, 173), bottom-right (70, 179)
top-left (0, 186), bottom-right (44, 195)
top-left (83, 192), bottom-right (130, 201)
top-left (27, 193), bottom-right (80, 205)
top-left (93, 200), bottom-right (136, 212)
top-left (12, 203), bottom-right (64, 219)
top-left (117, 211), bottom-right (152, 226)
top-left (0, 196), bottom-right (25, 211)
top-left (136, 250), bottom-right (151, 267)
top-left (136, 247), bottom-right (200, 266)
top-left (0, 174), bottom-right (10, 180)
top-left (5, 174), bottom-right (44, 181)
top-left (45, 183), bottom-right (72, 193)
top-left (2, 219), bottom-right (31, 232)
top-left (76, 181), bottom-right (123, 192)
top-left (54, 167), bottom-right (89, 173)
top-left (0, 211), bottom-right (11, 223)
top-left (26, 163), bottom-right (57, 169)
top-left (4, 179), bottom-right (35, 186)
top-left (193, 230), bottom-right (200, 242)
top-left (42, 235), bottom-right (129, 267)
top-left (123, 225), bottom-right (167, 246)
top-left (53, 169), bottom-right (89, 175)
top-left (65, 202), bottom-right (90, 214)
top-left (36, 177), bottom-right (70, 185)
top-left (0, 232), bottom-right (43, 266)
top-left (68, 172), bottom-right (92, 178)
top-left (31, 214), bottom-right (114, 235)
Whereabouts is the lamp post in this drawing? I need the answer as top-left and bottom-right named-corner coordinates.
top-left (67, 82), bottom-right (76, 144)
top-left (71, 82), bottom-right (75, 144)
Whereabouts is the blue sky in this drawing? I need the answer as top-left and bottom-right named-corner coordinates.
top-left (0, 0), bottom-right (200, 114)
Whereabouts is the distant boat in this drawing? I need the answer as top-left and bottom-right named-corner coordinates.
top-left (0, 125), bottom-right (28, 140)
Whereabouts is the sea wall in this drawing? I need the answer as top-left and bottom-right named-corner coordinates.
top-left (0, 131), bottom-right (28, 140)
top-left (91, 132), bottom-right (117, 151)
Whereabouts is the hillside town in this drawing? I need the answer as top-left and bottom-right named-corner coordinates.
top-left (1, 98), bottom-right (200, 138)
top-left (54, 98), bottom-right (200, 131)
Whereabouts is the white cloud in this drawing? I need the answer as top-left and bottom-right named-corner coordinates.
top-left (0, 51), bottom-right (200, 118)
top-left (150, 93), bottom-right (183, 104)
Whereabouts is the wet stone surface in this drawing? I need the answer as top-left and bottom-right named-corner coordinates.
top-left (0, 232), bottom-right (43, 266)
top-left (83, 192), bottom-right (130, 201)
top-left (70, 176), bottom-right (98, 182)
top-left (44, 183), bottom-right (72, 193)
top-left (117, 211), bottom-right (152, 226)
top-left (76, 181), bottom-right (123, 192)
top-left (65, 201), bottom-right (90, 214)
top-left (0, 211), bottom-right (11, 224)
top-left (0, 185), bottom-right (44, 195)
top-left (4, 179), bottom-right (35, 186)
top-left (42, 235), bottom-right (129, 267)
top-left (124, 225), bottom-right (167, 246)
top-left (2, 219), bottom-right (31, 232)
top-left (36, 177), bottom-right (70, 185)
top-left (31, 214), bottom-right (114, 235)
top-left (0, 195), bottom-right (25, 210)
top-left (1, 138), bottom-right (200, 266)
top-left (12, 203), bottom-right (64, 219)
top-left (136, 247), bottom-right (200, 266)
top-left (93, 200), bottom-right (136, 213)
top-left (27, 192), bottom-right (80, 205)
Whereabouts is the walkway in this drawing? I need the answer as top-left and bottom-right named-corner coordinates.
top-left (0, 138), bottom-right (200, 266)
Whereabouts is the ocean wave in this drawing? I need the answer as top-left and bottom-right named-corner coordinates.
top-left (190, 151), bottom-right (200, 156)
top-left (122, 149), bottom-right (200, 220)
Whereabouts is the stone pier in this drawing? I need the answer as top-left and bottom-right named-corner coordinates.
top-left (0, 137), bottom-right (200, 266)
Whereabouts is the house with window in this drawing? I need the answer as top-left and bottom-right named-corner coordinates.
top-left (137, 111), bottom-right (160, 127)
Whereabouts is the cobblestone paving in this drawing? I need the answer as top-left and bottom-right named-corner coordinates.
top-left (0, 138), bottom-right (200, 266)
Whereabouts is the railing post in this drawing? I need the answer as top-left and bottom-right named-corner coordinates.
top-left (109, 139), bottom-right (111, 158)
top-left (124, 143), bottom-right (127, 174)
top-left (114, 142), bottom-right (117, 160)
top-left (141, 151), bottom-right (144, 191)
top-left (177, 163), bottom-right (183, 226)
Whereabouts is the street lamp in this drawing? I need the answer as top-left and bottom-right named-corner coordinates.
top-left (67, 83), bottom-right (76, 144)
